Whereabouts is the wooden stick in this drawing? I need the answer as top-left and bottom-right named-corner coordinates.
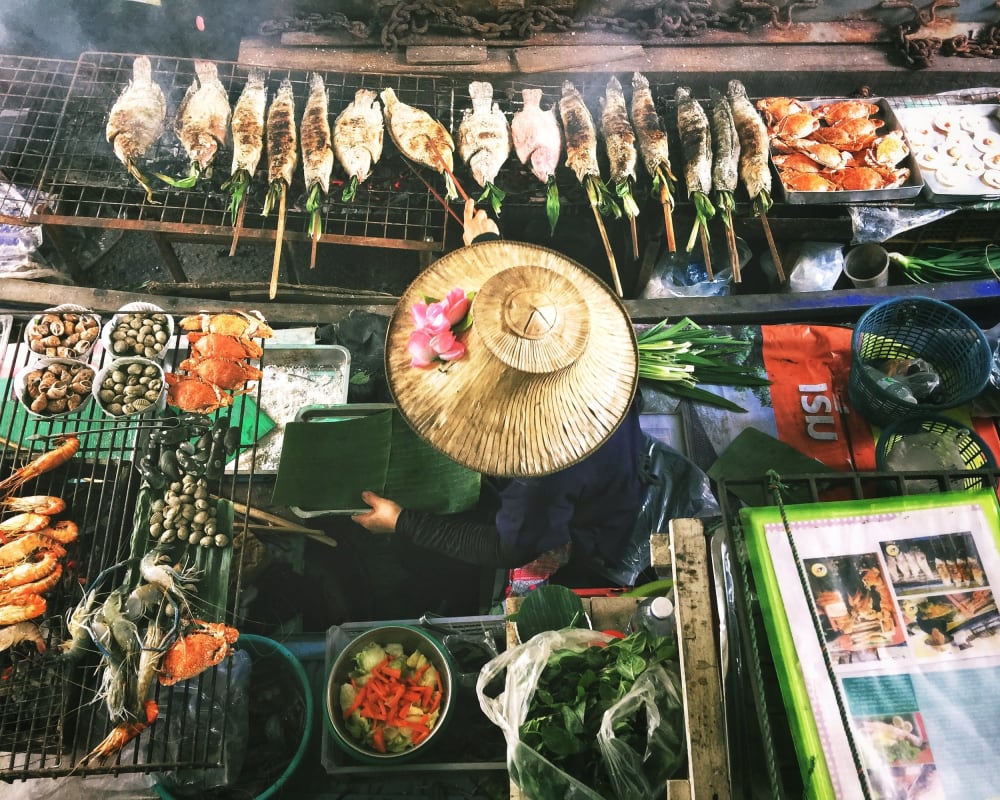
top-left (725, 208), bottom-right (742, 283)
top-left (269, 184), bottom-right (286, 300)
top-left (424, 138), bottom-right (470, 203)
top-left (659, 183), bottom-right (676, 254)
top-left (228, 197), bottom-right (247, 257)
top-left (224, 497), bottom-right (324, 533)
top-left (759, 210), bottom-right (786, 284)
top-left (310, 214), bottom-right (319, 270)
top-left (590, 203), bottom-right (623, 297)
top-left (404, 158), bottom-right (464, 226)
top-left (699, 225), bottom-right (714, 281)
top-left (628, 214), bottom-right (639, 261)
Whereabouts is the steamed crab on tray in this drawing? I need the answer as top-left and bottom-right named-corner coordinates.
top-left (888, 102), bottom-right (1000, 201)
top-left (758, 96), bottom-right (922, 203)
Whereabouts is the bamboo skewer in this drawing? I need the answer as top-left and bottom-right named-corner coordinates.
top-left (724, 208), bottom-right (741, 283)
top-left (628, 215), bottom-right (639, 261)
top-left (699, 226), bottom-right (714, 281)
top-left (404, 158), bottom-right (465, 227)
top-left (660, 183), bottom-right (677, 253)
top-left (590, 203), bottom-right (623, 297)
top-left (223, 496), bottom-right (336, 545)
top-left (310, 220), bottom-right (319, 270)
top-left (269, 185), bottom-right (287, 300)
top-left (759, 210), bottom-right (786, 284)
top-left (228, 197), bottom-right (247, 257)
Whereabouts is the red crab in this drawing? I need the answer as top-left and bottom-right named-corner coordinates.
top-left (177, 356), bottom-right (263, 392)
top-left (159, 619), bottom-right (240, 686)
top-left (186, 332), bottom-right (264, 360)
top-left (179, 310), bottom-right (274, 339)
top-left (165, 374), bottom-right (234, 414)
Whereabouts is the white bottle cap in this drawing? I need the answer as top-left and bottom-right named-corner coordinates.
top-left (649, 596), bottom-right (674, 619)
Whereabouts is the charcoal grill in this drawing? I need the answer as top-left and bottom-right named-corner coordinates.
top-left (0, 314), bottom-right (261, 780)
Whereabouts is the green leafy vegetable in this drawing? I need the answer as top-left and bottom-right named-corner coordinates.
top-left (889, 244), bottom-right (999, 283)
top-left (545, 177), bottom-right (560, 236)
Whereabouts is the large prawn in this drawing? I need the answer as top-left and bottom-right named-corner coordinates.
top-left (0, 436), bottom-right (79, 500)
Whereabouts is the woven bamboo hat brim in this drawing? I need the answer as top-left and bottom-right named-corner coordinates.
top-left (386, 240), bottom-right (638, 478)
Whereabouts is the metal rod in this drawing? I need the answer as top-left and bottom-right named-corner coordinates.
top-left (25, 418), bottom-right (179, 441)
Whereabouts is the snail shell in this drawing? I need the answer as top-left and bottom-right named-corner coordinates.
top-left (46, 381), bottom-right (68, 400)
top-left (30, 394), bottom-right (48, 413)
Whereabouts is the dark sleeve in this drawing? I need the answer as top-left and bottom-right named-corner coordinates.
top-left (395, 509), bottom-right (527, 568)
top-left (472, 232), bottom-right (501, 243)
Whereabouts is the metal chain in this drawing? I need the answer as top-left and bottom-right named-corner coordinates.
top-left (765, 470), bottom-right (873, 800)
top-left (258, 12), bottom-right (372, 40)
top-left (881, 0), bottom-right (1000, 68)
top-left (736, 0), bottom-right (821, 30)
top-left (381, 0), bottom-right (513, 49)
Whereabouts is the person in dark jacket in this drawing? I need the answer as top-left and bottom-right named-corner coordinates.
top-left (352, 199), bottom-right (646, 592)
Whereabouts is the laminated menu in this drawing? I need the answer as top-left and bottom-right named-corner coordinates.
top-left (742, 490), bottom-right (1000, 800)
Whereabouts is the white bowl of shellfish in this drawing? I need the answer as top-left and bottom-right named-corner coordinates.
top-left (23, 304), bottom-right (102, 362)
top-left (93, 357), bottom-right (167, 418)
top-left (100, 302), bottom-right (175, 362)
top-left (14, 357), bottom-right (96, 418)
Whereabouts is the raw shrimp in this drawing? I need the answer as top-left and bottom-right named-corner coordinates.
top-left (0, 533), bottom-right (66, 567)
top-left (139, 549), bottom-right (199, 614)
top-left (0, 620), bottom-right (46, 654)
top-left (0, 548), bottom-right (61, 590)
top-left (0, 594), bottom-right (46, 625)
top-left (0, 435), bottom-right (80, 499)
top-left (2, 496), bottom-right (65, 515)
top-left (80, 699), bottom-right (158, 765)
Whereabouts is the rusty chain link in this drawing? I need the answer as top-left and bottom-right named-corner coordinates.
top-left (258, 12), bottom-right (373, 40)
top-left (881, 0), bottom-right (1000, 67)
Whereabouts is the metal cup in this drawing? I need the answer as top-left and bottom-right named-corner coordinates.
top-left (844, 243), bottom-right (890, 288)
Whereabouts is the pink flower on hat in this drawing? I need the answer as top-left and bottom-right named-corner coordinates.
top-left (408, 288), bottom-right (472, 368)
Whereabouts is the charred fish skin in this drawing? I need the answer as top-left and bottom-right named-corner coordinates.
top-left (106, 55), bottom-right (166, 171)
top-left (630, 72), bottom-right (673, 181)
top-left (380, 87), bottom-right (457, 199)
top-left (230, 68), bottom-right (267, 177)
top-left (709, 87), bottom-right (740, 194)
top-left (727, 79), bottom-right (772, 202)
top-left (300, 72), bottom-right (334, 195)
top-left (266, 78), bottom-right (298, 188)
top-left (559, 80), bottom-right (600, 183)
top-left (457, 81), bottom-right (511, 189)
top-left (598, 76), bottom-right (637, 185)
top-left (675, 86), bottom-right (713, 198)
top-left (174, 60), bottom-right (231, 173)
top-left (511, 88), bottom-right (561, 184)
top-left (333, 88), bottom-right (384, 186)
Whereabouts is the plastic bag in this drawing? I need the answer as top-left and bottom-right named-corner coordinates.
top-left (781, 241), bottom-right (845, 293)
top-left (594, 435), bottom-right (720, 587)
top-left (638, 238), bottom-right (751, 299)
top-left (477, 628), bottom-right (686, 800)
top-left (847, 205), bottom-right (956, 245)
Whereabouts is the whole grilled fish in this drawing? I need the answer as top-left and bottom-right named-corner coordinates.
top-left (267, 78), bottom-right (298, 189)
top-left (457, 81), bottom-right (511, 189)
top-left (230, 68), bottom-right (267, 179)
top-left (380, 87), bottom-right (457, 199)
top-left (300, 72), bottom-right (334, 196)
top-left (558, 80), bottom-right (600, 183)
top-left (598, 76), bottom-right (637, 185)
top-left (630, 72), bottom-right (673, 184)
top-left (333, 88), bottom-right (384, 201)
top-left (709, 87), bottom-right (740, 195)
top-left (727, 79), bottom-right (772, 205)
top-left (174, 60), bottom-right (231, 176)
top-left (511, 88), bottom-right (561, 184)
top-left (105, 55), bottom-right (166, 201)
top-left (675, 87), bottom-right (712, 198)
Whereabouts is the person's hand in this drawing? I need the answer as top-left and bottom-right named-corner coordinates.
top-left (462, 198), bottom-right (499, 246)
top-left (351, 490), bottom-right (402, 533)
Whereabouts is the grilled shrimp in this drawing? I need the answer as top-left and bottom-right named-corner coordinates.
top-left (0, 435), bottom-right (80, 500)
top-left (0, 548), bottom-right (61, 590)
top-left (2, 495), bottom-right (66, 516)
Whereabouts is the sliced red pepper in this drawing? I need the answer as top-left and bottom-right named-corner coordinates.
top-left (342, 684), bottom-right (367, 718)
top-left (372, 725), bottom-right (386, 753)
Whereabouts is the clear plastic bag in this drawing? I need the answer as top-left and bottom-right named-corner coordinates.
top-left (782, 241), bottom-right (845, 293)
top-left (848, 205), bottom-right (956, 244)
top-left (639, 238), bottom-right (751, 299)
top-left (477, 628), bottom-right (686, 800)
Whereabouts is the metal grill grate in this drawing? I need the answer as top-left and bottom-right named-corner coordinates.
top-left (716, 470), bottom-right (1000, 799)
top-left (0, 314), bottom-right (258, 779)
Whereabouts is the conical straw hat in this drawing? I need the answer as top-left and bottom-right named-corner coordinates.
top-left (386, 240), bottom-right (637, 477)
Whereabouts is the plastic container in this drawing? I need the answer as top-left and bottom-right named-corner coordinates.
top-left (875, 414), bottom-right (997, 492)
top-left (848, 297), bottom-right (991, 427)
top-left (153, 634), bottom-right (313, 800)
top-left (629, 595), bottom-right (676, 639)
top-left (325, 624), bottom-right (457, 765)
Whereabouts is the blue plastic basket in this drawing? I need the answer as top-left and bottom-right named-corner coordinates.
top-left (849, 297), bottom-right (991, 428)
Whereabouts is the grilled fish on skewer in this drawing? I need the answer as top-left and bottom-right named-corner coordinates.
top-left (334, 88), bottom-right (384, 202)
top-left (106, 55), bottom-right (166, 203)
top-left (727, 79), bottom-right (772, 212)
top-left (675, 86), bottom-right (716, 254)
top-left (630, 71), bottom-right (677, 252)
top-left (380, 87), bottom-right (457, 200)
top-left (709, 87), bottom-right (742, 282)
top-left (264, 78), bottom-right (297, 300)
top-left (457, 81), bottom-right (511, 216)
top-left (511, 88), bottom-right (562, 233)
top-left (559, 80), bottom-right (620, 219)
top-left (599, 75), bottom-right (640, 259)
top-left (159, 60), bottom-right (231, 188)
top-left (222, 68), bottom-right (266, 227)
top-left (301, 72), bottom-right (334, 263)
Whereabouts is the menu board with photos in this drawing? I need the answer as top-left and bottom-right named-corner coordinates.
top-left (742, 490), bottom-right (1000, 800)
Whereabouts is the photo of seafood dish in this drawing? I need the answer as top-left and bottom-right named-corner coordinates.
top-left (880, 533), bottom-right (988, 597)
top-left (804, 552), bottom-right (907, 660)
top-left (899, 589), bottom-right (1000, 658)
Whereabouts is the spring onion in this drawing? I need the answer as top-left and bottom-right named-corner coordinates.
top-left (637, 318), bottom-right (771, 412)
top-left (889, 245), bottom-right (999, 284)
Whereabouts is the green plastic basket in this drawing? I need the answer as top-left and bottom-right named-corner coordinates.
top-left (849, 297), bottom-right (991, 428)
